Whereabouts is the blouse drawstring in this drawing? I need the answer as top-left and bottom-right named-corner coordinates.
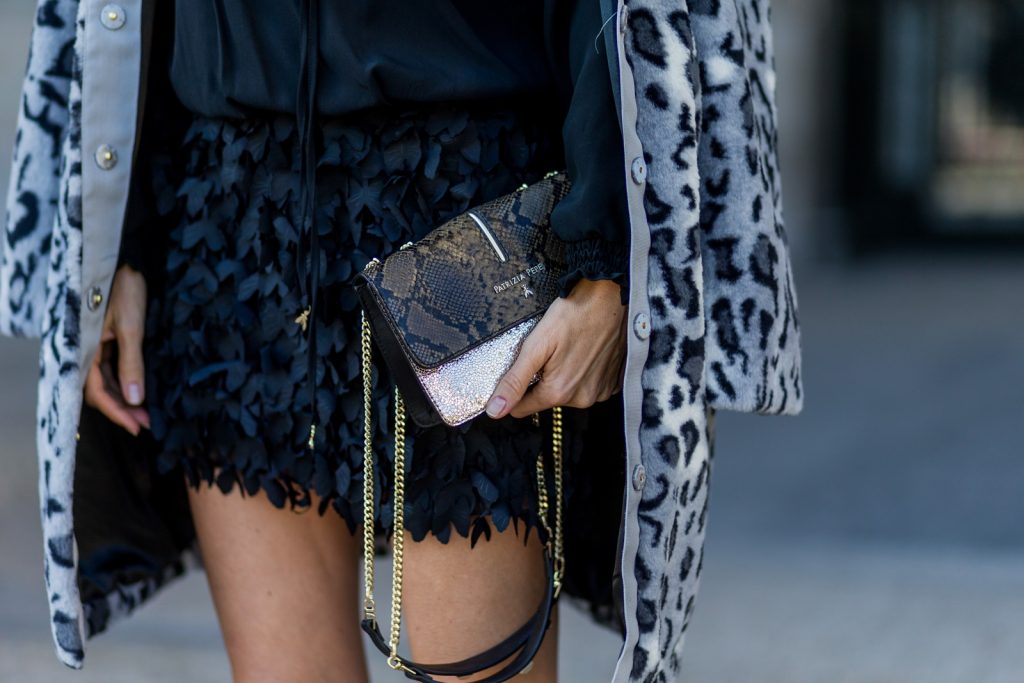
top-left (296, 0), bottom-right (321, 451)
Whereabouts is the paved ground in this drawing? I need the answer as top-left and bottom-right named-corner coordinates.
top-left (2, 1), bottom-right (1024, 681)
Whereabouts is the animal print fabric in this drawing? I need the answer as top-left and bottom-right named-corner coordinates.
top-left (34, 0), bottom-right (90, 666)
top-left (0, 0), bottom-right (78, 337)
top-left (614, 0), bottom-right (801, 680)
top-left (691, 0), bottom-right (802, 416)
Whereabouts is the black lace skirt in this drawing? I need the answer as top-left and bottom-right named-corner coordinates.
top-left (142, 100), bottom-right (598, 545)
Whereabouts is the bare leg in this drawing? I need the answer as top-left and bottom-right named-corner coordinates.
top-left (401, 523), bottom-right (559, 683)
top-left (186, 476), bottom-right (368, 683)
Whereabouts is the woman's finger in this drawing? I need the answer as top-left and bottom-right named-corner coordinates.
top-left (507, 375), bottom-right (562, 418)
top-left (99, 354), bottom-right (146, 433)
top-left (86, 353), bottom-right (142, 436)
top-left (115, 318), bottom-right (146, 407)
top-left (486, 325), bottom-right (553, 419)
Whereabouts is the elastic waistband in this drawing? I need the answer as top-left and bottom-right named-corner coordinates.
top-left (191, 96), bottom-right (556, 134)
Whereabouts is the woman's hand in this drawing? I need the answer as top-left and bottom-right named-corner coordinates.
top-left (485, 279), bottom-right (627, 419)
top-left (84, 264), bottom-right (151, 436)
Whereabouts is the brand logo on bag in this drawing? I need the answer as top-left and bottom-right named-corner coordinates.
top-left (493, 262), bottom-right (546, 294)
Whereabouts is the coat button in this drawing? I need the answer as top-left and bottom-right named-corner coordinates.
top-left (632, 464), bottom-right (646, 492)
top-left (632, 311), bottom-right (651, 340)
top-left (87, 286), bottom-right (103, 311)
top-left (95, 144), bottom-right (118, 170)
top-left (630, 156), bottom-right (646, 184)
top-left (100, 4), bottom-right (127, 30)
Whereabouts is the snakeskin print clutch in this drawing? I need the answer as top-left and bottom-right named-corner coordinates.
top-left (354, 169), bottom-right (571, 428)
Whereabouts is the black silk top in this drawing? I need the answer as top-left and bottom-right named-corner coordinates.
top-left (169, 0), bottom-right (628, 290)
top-left (124, 0), bottom-right (629, 293)
top-left (120, 0), bottom-right (630, 437)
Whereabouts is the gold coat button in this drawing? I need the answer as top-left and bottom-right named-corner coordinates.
top-left (100, 4), bottom-right (127, 30)
top-left (95, 144), bottom-right (118, 170)
top-left (87, 286), bottom-right (104, 311)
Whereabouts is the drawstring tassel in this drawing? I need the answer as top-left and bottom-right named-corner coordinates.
top-left (296, 0), bottom-right (321, 452)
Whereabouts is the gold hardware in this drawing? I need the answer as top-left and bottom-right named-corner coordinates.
top-left (533, 407), bottom-right (564, 596)
top-left (387, 383), bottom-right (408, 663)
top-left (294, 305), bottom-right (311, 333)
top-left (388, 654), bottom-right (415, 674)
top-left (518, 170), bottom-right (560, 193)
top-left (360, 311), bottom-right (564, 666)
top-left (361, 310), bottom-right (378, 618)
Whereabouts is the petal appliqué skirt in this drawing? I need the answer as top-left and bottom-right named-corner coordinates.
top-left (142, 100), bottom-right (594, 545)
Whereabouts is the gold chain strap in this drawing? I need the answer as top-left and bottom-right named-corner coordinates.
top-left (387, 386), bottom-right (408, 669)
top-left (361, 310), bottom-right (377, 620)
top-left (360, 310), bottom-right (564, 672)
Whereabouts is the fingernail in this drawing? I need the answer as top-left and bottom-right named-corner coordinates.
top-left (127, 383), bottom-right (142, 405)
top-left (486, 396), bottom-right (506, 418)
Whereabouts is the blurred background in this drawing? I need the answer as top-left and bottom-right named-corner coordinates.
top-left (2, 0), bottom-right (1022, 681)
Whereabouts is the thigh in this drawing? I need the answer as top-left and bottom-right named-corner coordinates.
top-left (186, 477), bottom-right (368, 683)
top-left (400, 523), bottom-right (559, 683)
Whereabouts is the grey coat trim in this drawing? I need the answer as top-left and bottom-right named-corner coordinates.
top-left (1, 0), bottom-right (803, 680)
top-left (610, 3), bottom-right (649, 677)
top-left (79, 0), bottom-right (143, 378)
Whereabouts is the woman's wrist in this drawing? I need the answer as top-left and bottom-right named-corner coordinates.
top-left (567, 277), bottom-right (624, 304)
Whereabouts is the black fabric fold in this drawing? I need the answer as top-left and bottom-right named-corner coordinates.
top-left (117, 0), bottom-right (189, 282)
top-left (168, 0), bottom-right (631, 307)
top-left (547, 0), bottom-right (630, 304)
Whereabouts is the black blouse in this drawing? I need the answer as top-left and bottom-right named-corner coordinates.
top-left (120, 0), bottom-right (630, 303)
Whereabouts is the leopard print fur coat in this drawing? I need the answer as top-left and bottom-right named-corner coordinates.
top-left (0, 0), bottom-right (802, 680)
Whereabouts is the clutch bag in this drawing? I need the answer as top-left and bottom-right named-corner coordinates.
top-left (353, 169), bottom-right (571, 681)
top-left (354, 169), bottom-right (571, 428)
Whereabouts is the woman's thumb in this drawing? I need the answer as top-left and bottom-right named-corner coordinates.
top-left (487, 335), bottom-right (546, 418)
top-left (116, 322), bottom-right (146, 406)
